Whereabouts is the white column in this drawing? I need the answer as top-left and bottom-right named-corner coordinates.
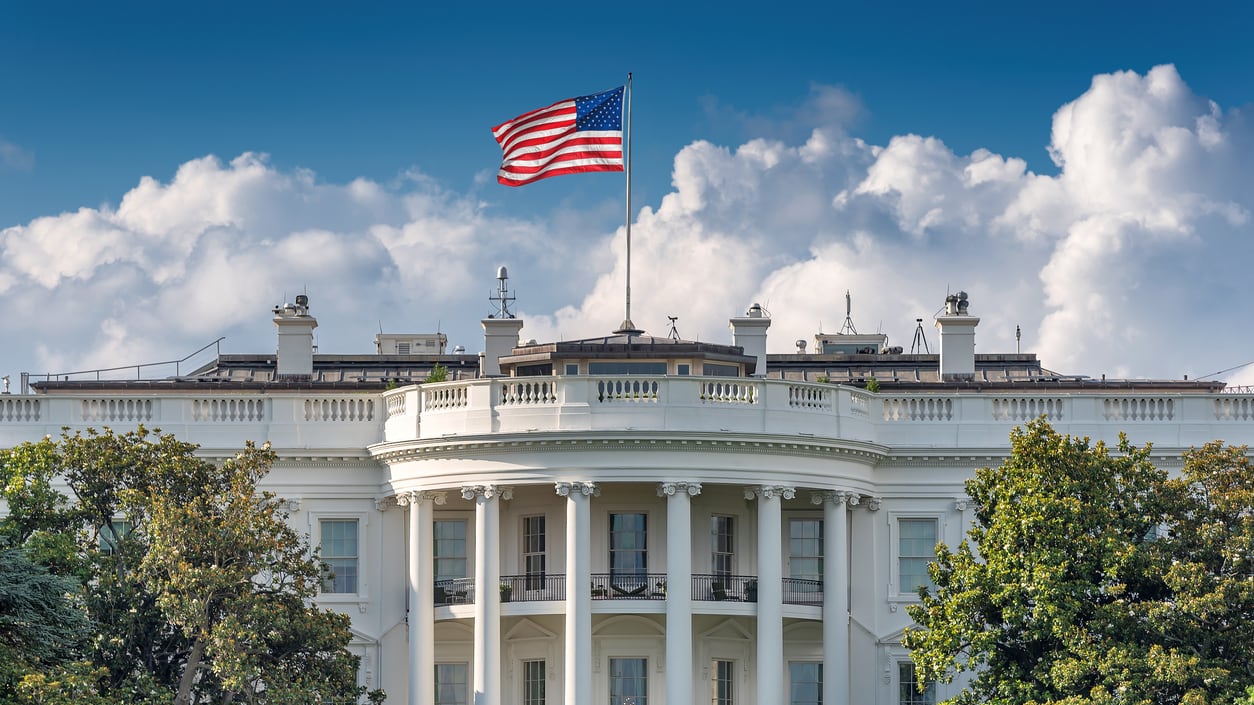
top-left (557, 481), bottom-right (597, 705)
top-left (749, 485), bottom-right (793, 705)
top-left (813, 491), bottom-right (853, 705)
top-left (464, 485), bottom-right (511, 705)
top-left (399, 491), bottom-right (444, 705)
top-left (660, 481), bottom-right (700, 705)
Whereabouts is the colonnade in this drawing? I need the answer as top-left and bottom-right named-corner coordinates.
top-left (394, 483), bottom-right (863, 705)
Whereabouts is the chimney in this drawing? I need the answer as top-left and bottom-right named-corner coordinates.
top-left (729, 303), bottom-right (771, 377)
top-left (273, 294), bottom-right (317, 379)
top-left (481, 317), bottom-right (524, 377)
top-left (934, 291), bottom-right (979, 381)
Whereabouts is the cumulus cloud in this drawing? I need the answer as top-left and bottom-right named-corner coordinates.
top-left (2, 65), bottom-right (1252, 387)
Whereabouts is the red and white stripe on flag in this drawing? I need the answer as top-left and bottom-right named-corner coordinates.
top-left (492, 87), bottom-right (624, 187)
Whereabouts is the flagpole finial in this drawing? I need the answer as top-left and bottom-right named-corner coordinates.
top-left (614, 319), bottom-right (643, 336)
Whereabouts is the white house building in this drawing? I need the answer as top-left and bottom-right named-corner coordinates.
top-left (2, 286), bottom-right (1251, 705)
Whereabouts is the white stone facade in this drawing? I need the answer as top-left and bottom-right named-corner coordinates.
top-left (3, 303), bottom-right (1253, 705)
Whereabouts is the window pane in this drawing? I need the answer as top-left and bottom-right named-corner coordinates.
top-left (789, 662), bottom-right (822, 705)
top-left (320, 519), bottom-right (358, 593)
top-left (899, 519), bottom-right (937, 593)
top-left (609, 658), bottom-right (648, 705)
top-left (434, 520), bottom-right (468, 581)
top-left (712, 516), bottom-right (735, 578)
top-left (523, 660), bottom-right (545, 705)
top-left (789, 519), bottom-right (823, 580)
top-left (713, 659), bottom-right (735, 705)
top-left (609, 513), bottom-right (647, 579)
top-left (899, 662), bottom-right (935, 705)
top-left (435, 663), bottom-right (469, 705)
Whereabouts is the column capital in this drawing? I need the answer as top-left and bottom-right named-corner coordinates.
top-left (954, 496), bottom-right (971, 511)
top-left (657, 481), bottom-right (702, 497)
top-left (460, 484), bottom-right (513, 502)
top-left (864, 496), bottom-right (882, 511)
top-left (809, 490), bottom-right (855, 506)
top-left (744, 485), bottom-right (796, 501)
top-left (396, 490), bottom-right (447, 507)
top-left (555, 481), bottom-right (600, 498)
top-left (375, 496), bottom-right (397, 512)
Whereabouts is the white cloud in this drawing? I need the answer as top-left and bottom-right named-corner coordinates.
top-left (2, 65), bottom-right (1252, 387)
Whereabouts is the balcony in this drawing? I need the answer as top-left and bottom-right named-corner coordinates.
top-left (384, 377), bottom-right (1254, 451)
top-left (591, 573), bottom-right (668, 600)
top-left (432, 573), bottom-right (826, 612)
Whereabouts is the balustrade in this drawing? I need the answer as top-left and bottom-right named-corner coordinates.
top-left (590, 573), bottom-right (668, 600)
top-left (498, 573), bottom-right (565, 601)
top-left (0, 397), bottom-right (39, 422)
top-left (192, 398), bottom-right (267, 422)
top-left (434, 577), bottom-right (475, 606)
top-left (691, 574), bottom-right (758, 602)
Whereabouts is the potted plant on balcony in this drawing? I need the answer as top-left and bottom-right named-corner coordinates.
top-left (745, 578), bottom-right (758, 602)
top-left (499, 581), bottom-right (512, 602)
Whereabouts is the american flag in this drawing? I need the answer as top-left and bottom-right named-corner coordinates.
top-left (492, 86), bottom-right (624, 187)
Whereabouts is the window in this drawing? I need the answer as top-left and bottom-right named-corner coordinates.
top-left (789, 519), bottom-right (823, 580)
top-left (565, 364), bottom-right (579, 375)
top-left (99, 518), bottom-right (132, 555)
top-left (711, 516), bottom-right (735, 579)
top-left (712, 659), bottom-right (735, 705)
top-left (523, 660), bottom-right (545, 705)
top-left (609, 513), bottom-right (648, 581)
top-left (397, 342), bottom-right (411, 355)
top-left (609, 657), bottom-right (648, 705)
top-left (435, 663), bottom-right (469, 705)
top-left (899, 662), bottom-right (935, 705)
top-left (703, 363), bottom-right (739, 377)
top-left (523, 515), bottom-right (546, 590)
top-left (789, 662), bottom-right (822, 705)
top-left (320, 519), bottom-right (358, 594)
top-left (588, 362), bottom-right (667, 375)
top-left (898, 519), bottom-right (937, 594)
top-left (676, 364), bottom-right (691, 376)
top-left (434, 520), bottom-right (468, 581)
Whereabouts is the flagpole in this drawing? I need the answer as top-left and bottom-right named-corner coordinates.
top-left (616, 72), bottom-right (642, 335)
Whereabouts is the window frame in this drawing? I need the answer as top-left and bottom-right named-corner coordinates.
top-left (608, 656), bottom-right (649, 705)
top-left (309, 511), bottom-right (370, 601)
top-left (897, 660), bottom-right (936, 705)
top-left (522, 659), bottom-right (546, 705)
top-left (788, 661), bottom-right (823, 705)
top-left (434, 661), bottom-right (470, 705)
top-left (522, 514), bottom-right (547, 591)
top-left (787, 517), bottom-right (824, 581)
top-left (608, 512), bottom-right (649, 581)
top-left (434, 517), bottom-right (470, 582)
top-left (711, 515), bottom-right (736, 578)
top-left (889, 513), bottom-right (942, 600)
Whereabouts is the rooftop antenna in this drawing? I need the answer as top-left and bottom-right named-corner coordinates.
top-left (489, 266), bottom-right (515, 319)
top-left (910, 318), bottom-right (930, 354)
top-left (667, 316), bottom-right (681, 341)
top-left (839, 290), bottom-right (858, 335)
top-left (1015, 325), bottom-right (1021, 354)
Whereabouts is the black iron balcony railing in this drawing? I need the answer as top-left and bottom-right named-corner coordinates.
top-left (499, 573), bottom-right (566, 602)
top-left (692, 574), bottom-right (758, 602)
top-left (433, 574), bottom-right (823, 606)
top-left (434, 577), bottom-right (475, 606)
top-left (591, 573), bottom-right (669, 600)
top-left (782, 577), bottom-right (823, 605)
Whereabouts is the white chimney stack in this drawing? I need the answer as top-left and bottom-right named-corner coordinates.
top-left (934, 291), bottom-right (979, 381)
top-left (273, 294), bottom-right (317, 379)
top-left (729, 303), bottom-right (771, 377)
top-left (481, 317), bottom-right (524, 377)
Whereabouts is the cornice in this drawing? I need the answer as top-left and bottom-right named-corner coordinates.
top-left (369, 431), bottom-right (889, 465)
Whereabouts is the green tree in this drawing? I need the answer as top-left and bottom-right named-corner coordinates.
top-left (0, 548), bottom-right (92, 701)
top-left (905, 419), bottom-right (1254, 705)
top-left (0, 427), bottom-right (382, 704)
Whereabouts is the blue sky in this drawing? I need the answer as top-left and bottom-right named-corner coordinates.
top-left (2, 2), bottom-right (1254, 384)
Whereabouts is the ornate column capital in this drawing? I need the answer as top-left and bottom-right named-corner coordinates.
top-left (744, 485), bottom-right (796, 501)
top-left (809, 490), bottom-right (855, 506)
top-left (657, 481), bottom-right (703, 498)
top-left (396, 490), bottom-right (447, 507)
top-left (864, 496), bottom-right (882, 511)
top-left (460, 485), bottom-right (513, 502)
top-left (375, 496), bottom-right (397, 512)
top-left (555, 481), bottom-right (600, 498)
top-left (954, 497), bottom-right (971, 512)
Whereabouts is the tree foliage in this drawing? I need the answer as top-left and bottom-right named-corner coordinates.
top-left (0, 427), bottom-right (381, 704)
top-left (905, 419), bottom-right (1254, 705)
